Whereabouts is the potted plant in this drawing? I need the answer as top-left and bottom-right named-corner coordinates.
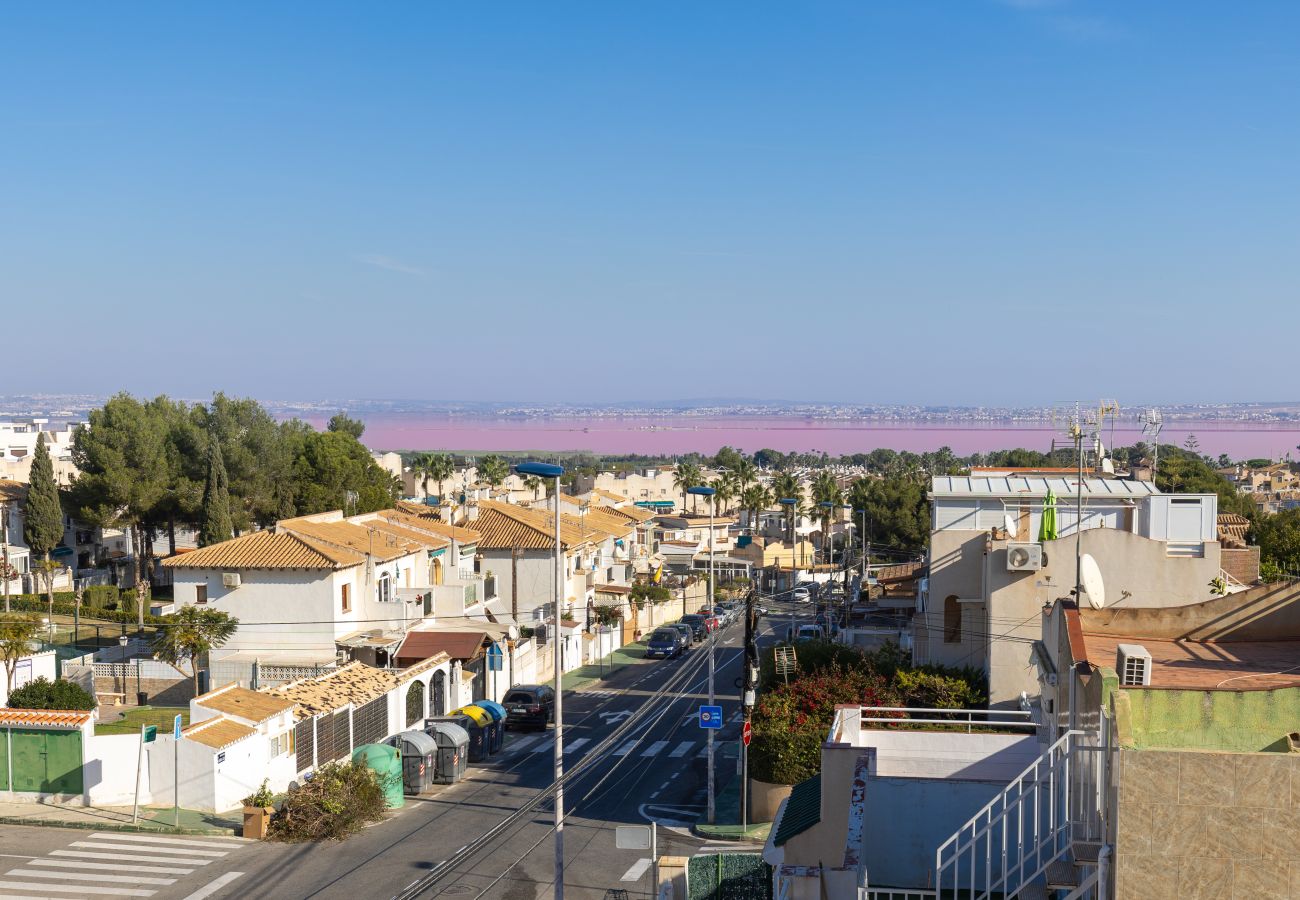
top-left (241, 780), bottom-right (275, 840)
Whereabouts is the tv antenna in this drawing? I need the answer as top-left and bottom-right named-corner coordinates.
top-left (1141, 408), bottom-right (1163, 477)
top-left (1049, 400), bottom-right (1119, 605)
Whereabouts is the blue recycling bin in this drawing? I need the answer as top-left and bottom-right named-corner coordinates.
top-left (474, 700), bottom-right (507, 754)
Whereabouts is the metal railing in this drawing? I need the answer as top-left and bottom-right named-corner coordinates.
top-left (933, 728), bottom-right (1103, 900)
top-left (860, 706), bottom-right (1038, 734)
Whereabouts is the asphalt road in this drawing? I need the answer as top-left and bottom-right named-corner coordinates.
top-left (0, 599), bottom-right (812, 900)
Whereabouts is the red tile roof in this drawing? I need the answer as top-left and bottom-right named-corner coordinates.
top-left (1082, 632), bottom-right (1300, 690)
top-left (0, 709), bottom-right (93, 727)
top-left (395, 630), bottom-right (491, 665)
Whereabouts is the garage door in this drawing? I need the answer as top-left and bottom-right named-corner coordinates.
top-left (8, 728), bottom-right (83, 794)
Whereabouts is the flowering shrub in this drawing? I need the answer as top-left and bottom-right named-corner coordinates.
top-left (750, 642), bottom-right (986, 784)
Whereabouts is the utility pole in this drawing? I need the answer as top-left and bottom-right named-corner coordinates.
top-left (707, 491), bottom-right (716, 825)
top-left (1, 498), bottom-right (10, 612)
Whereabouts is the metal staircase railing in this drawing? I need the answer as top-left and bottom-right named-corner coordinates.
top-left (932, 728), bottom-right (1102, 899)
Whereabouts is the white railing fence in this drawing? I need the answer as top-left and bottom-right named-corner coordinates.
top-left (932, 727), bottom-right (1106, 900)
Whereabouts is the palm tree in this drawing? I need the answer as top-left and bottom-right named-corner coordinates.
top-left (524, 475), bottom-right (542, 501)
top-left (711, 472), bottom-right (737, 516)
top-left (731, 458), bottom-right (758, 493)
top-left (152, 606), bottom-right (239, 695)
top-left (673, 463), bottom-right (704, 513)
top-left (740, 484), bottom-right (771, 535)
top-left (479, 454), bottom-right (509, 488)
top-left (810, 470), bottom-right (843, 562)
top-left (425, 452), bottom-right (456, 502)
top-left (771, 471), bottom-right (801, 545)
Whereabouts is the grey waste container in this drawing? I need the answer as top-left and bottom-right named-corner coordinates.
top-left (423, 720), bottom-right (470, 784)
top-left (385, 730), bottom-right (439, 795)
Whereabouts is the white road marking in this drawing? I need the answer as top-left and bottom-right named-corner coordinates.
top-left (696, 745), bottom-right (710, 758)
top-left (669, 741), bottom-right (694, 758)
top-left (180, 871), bottom-right (246, 900)
top-left (52, 850), bottom-right (212, 866)
top-left (6, 868), bottom-right (176, 885)
top-left (87, 833), bottom-right (243, 850)
top-left (613, 740), bottom-right (637, 756)
top-left (531, 739), bottom-right (556, 754)
top-left (30, 859), bottom-right (195, 875)
top-left (729, 711), bottom-right (743, 724)
top-left (0, 880), bottom-right (155, 896)
top-left (69, 842), bottom-right (227, 858)
top-left (563, 738), bottom-right (590, 754)
top-left (506, 736), bottom-right (539, 753)
top-left (641, 740), bottom-right (669, 757)
top-left (620, 858), bottom-right (652, 882)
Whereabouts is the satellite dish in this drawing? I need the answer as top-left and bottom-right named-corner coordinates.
top-left (1101, 457), bottom-right (1116, 475)
top-left (1079, 553), bottom-right (1106, 609)
top-left (507, 624), bottom-right (519, 641)
top-left (1003, 513), bottom-right (1018, 539)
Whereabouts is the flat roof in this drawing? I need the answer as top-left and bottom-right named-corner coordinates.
top-left (1083, 632), bottom-right (1300, 691)
top-left (930, 475), bottom-right (1161, 499)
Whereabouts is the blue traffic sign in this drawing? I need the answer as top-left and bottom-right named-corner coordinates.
top-left (699, 705), bottom-right (723, 729)
top-left (173, 713), bottom-right (183, 740)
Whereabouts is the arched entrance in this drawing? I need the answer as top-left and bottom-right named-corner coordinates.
top-left (406, 680), bottom-right (425, 727)
top-left (431, 671), bottom-right (446, 716)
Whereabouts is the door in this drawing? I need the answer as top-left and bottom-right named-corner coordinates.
top-left (9, 728), bottom-right (83, 794)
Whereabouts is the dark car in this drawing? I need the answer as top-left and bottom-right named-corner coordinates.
top-left (647, 628), bottom-right (683, 659)
top-left (667, 623), bottom-right (695, 650)
top-left (503, 685), bottom-right (555, 730)
top-left (678, 614), bottom-right (708, 641)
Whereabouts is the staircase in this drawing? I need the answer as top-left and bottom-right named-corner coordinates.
top-left (928, 729), bottom-right (1106, 900)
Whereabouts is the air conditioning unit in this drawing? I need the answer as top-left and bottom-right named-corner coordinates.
top-left (1006, 543), bottom-right (1043, 572)
top-left (1117, 644), bottom-right (1152, 686)
top-left (221, 572), bottom-right (241, 588)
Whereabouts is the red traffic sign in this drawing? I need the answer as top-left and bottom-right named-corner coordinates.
top-left (742, 722), bottom-right (752, 746)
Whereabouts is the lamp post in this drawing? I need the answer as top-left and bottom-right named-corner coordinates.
top-left (778, 498), bottom-right (798, 642)
top-left (514, 461), bottom-right (567, 900)
top-left (687, 484), bottom-right (717, 825)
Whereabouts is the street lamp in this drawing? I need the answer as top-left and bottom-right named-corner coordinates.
top-left (686, 484), bottom-right (717, 825)
top-left (778, 498), bottom-right (799, 640)
top-left (513, 461), bottom-right (567, 900)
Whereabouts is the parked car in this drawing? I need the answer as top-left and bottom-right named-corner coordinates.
top-left (502, 685), bottom-right (555, 730)
top-left (678, 615), bottom-right (708, 640)
top-left (703, 614), bottom-right (722, 632)
top-left (712, 605), bottom-right (732, 625)
top-left (647, 628), bottom-right (683, 659)
top-left (815, 613), bottom-right (840, 637)
top-left (796, 624), bottom-right (825, 641)
top-left (667, 623), bottom-right (695, 649)
top-left (755, 604), bottom-right (769, 617)
top-left (791, 587), bottom-right (811, 603)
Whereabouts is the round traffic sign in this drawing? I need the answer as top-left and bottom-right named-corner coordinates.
top-left (742, 722), bottom-right (752, 746)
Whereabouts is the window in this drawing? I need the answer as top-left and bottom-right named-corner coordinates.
top-left (944, 595), bottom-right (962, 644)
top-left (267, 731), bottom-right (291, 758)
top-left (341, 583), bottom-right (351, 613)
top-left (377, 572), bottom-right (391, 603)
top-left (195, 585), bottom-right (207, 605)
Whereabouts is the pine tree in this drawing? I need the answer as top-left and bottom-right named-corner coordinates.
top-left (199, 434), bottom-right (233, 547)
top-left (23, 433), bottom-right (65, 615)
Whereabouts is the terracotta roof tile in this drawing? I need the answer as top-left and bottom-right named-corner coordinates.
top-left (278, 519), bottom-right (432, 563)
top-left (388, 504), bottom-right (482, 543)
top-left (267, 656), bottom-right (450, 721)
top-left (394, 630), bottom-right (490, 665)
top-left (0, 709), bottom-right (92, 727)
top-left (183, 716), bottom-right (256, 750)
top-left (195, 685), bottom-right (296, 723)
top-left (162, 530), bottom-right (363, 570)
top-left (0, 480), bottom-right (26, 502)
top-left (469, 501), bottom-right (593, 551)
top-left (588, 488), bottom-right (627, 504)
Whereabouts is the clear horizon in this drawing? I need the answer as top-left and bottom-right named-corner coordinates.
top-left (4, 2), bottom-right (1298, 403)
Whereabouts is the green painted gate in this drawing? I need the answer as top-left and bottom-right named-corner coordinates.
top-left (3, 728), bottom-right (84, 794)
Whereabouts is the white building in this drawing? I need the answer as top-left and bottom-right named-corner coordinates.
top-left (164, 511), bottom-right (453, 665)
top-left (919, 474), bottom-right (1222, 706)
top-left (0, 418), bottom-right (81, 484)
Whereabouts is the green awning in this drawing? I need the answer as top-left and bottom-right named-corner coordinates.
top-left (773, 773), bottom-right (821, 846)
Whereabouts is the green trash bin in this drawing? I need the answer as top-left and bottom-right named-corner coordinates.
top-left (352, 743), bottom-right (405, 808)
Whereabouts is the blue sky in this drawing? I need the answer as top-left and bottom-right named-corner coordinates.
top-left (2, 1), bottom-right (1298, 405)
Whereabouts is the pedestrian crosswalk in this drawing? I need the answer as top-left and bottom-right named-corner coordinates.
top-left (0, 831), bottom-right (246, 899)
top-left (504, 732), bottom-right (736, 763)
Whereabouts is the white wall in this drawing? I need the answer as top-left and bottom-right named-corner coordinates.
top-left (0, 650), bottom-right (56, 707)
top-left (85, 733), bottom-right (151, 806)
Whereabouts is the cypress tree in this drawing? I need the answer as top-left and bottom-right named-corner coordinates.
top-left (23, 433), bottom-right (66, 614)
top-left (199, 434), bottom-right (234, 547)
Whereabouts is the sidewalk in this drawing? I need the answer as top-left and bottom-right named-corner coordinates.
top-left (0, 800), bottom-right (241, 836)
top-left (562, 641), bottom-right (648, 692)
top-left (693, 749), bottom-right (772, 844)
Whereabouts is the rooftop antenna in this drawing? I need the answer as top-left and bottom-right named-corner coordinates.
top-left (1051, 400), bottom-right (1119, 605)
top-left (1141, 408), bottom-right (1163, 479)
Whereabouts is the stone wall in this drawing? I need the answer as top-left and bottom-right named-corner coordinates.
top-left (94, 673), bottom-right (195, 708)
top-left (1114, 747), bottom-right (1300, 898)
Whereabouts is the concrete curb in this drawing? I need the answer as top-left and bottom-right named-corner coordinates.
top-left (0, 813), bottom-right (241, 837)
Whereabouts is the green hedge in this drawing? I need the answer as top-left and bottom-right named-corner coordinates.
top-left (1, 595), bottom-right (170, 625)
